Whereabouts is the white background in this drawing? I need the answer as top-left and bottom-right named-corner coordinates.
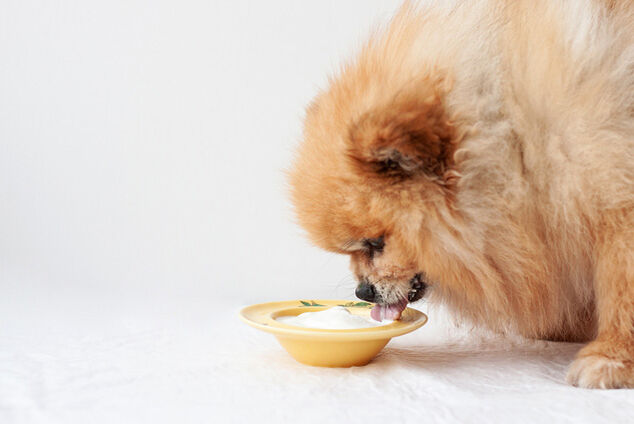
top-left (3, 2), bottom-right (633, 423)
top-left (1, 0), bottom-right (402, 309)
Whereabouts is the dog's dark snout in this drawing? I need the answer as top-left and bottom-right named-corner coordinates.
top-left (355, 282), bottom-right (376, 302)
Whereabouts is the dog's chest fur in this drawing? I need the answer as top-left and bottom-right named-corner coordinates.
top-left (413, 0), bottom-right (633, 340)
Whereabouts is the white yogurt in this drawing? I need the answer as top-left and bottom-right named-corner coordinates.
top-left (276, 306), bottom-right (392, 329)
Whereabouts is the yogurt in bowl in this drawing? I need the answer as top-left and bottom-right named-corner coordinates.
top-left (239, 300), bottom-right (427, 367)
top-left (276, 306), bottom-right (392, 329)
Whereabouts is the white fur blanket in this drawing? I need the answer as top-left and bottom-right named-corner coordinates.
top-left (2, 297), bottom-right (632, 423)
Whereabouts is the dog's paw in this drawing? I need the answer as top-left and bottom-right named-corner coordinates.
top-left (566, 342), bottom-right (633, 389)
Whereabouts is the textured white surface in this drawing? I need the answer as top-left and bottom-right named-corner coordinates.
top-left (2, 293), bottom-right (633, 424)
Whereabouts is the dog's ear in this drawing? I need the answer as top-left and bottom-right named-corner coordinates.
top-left (347, 89), bottom-right (457, 181)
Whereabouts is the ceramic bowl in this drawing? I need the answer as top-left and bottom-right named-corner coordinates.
top-left (239, 299), bottom-right (427, 367)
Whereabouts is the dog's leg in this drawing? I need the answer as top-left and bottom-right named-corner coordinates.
top-left (567, 209), bottom-right (633, 389)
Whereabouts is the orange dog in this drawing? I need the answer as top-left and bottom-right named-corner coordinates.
top-left (289, 0), bottom-right (633, 388)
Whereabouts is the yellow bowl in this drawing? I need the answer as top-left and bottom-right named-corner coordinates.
top-left (239, 299), bottom-right (428, 367)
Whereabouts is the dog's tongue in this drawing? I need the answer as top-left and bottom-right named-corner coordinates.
top-left (370, 299), bottom-right (408, 321)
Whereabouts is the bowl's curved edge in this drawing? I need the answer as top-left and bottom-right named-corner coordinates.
top-left (238, 300), bottom-right (428, 341)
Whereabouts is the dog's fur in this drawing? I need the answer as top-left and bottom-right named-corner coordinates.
top-left (289, 0), bottom-right (633, 388)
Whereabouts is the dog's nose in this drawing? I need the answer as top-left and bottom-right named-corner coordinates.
top-left (355, 282), bottom-right (377, 302)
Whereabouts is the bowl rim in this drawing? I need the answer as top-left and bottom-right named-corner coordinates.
top-left (239, 299), bottom-right (428, 340)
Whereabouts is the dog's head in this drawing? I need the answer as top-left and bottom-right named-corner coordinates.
top-left (289, 66), bottom-right (461, 320)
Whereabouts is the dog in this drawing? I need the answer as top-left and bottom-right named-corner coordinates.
top-left (288, 0), bottom-right (633, 388)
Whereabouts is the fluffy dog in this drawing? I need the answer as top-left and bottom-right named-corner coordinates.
top-left (289, 0), bottom-right (633, 388)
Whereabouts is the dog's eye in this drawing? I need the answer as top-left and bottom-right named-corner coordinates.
top-left (385, 159), bottom-right (399, 169)
top-left (380, 159), bottom-right (400, 172)
top-left (363, 236), bottom-right (385, 257)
